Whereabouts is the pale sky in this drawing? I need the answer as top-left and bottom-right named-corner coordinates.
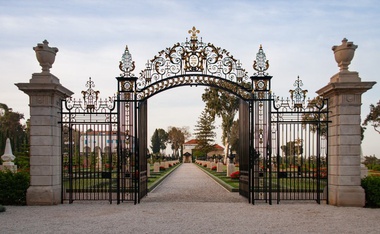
top-left (0, 0), bottom-right (379, 156)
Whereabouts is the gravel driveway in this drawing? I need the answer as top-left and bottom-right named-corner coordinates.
top-left (1, 163), bottom-right (379, 233)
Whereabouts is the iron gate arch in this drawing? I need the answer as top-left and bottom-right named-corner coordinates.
top-left (60, 27), bottom-right (328, 205)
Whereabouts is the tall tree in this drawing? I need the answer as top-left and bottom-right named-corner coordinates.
top-left (167, 126), bottom-right (190, 158)
top-left (151, 129), bottom-right (160, 154)
top-left (363, 100), bottom-right (380, 134)
top-left (194, 110), bottom-right (216, 158)
top-left (202, 87), bottom-right (239, 162)
top-left (157, 128), bottom-right (168, 152)
top-left (0, 103), bottom-right (28, 156)
top-left (150, 128), bottom-right (168, 155)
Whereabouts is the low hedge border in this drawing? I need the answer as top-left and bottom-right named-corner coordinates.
top-left (196, 163), bottom-right (238, 192)
top-left (362, 175), bottom-right (380, 208)
top-left (148, 163), bottom-right (182, 192)
top-left (0, 170), bottom-right (30, 205)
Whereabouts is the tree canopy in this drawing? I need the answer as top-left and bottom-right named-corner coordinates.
top-left (167, 126), bottom-right (190, 158)
top-left (202, 87), bottom-right (239, 161)
top-left (0, 103), bottom-right (28, 156)
top-left (363, 100), bottom-right (380, 134)
top-left (194, 110), bottom-right (216, 157)
top-left (150, 128), bottom-right (168, 155)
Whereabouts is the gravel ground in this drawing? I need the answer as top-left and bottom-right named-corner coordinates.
top-left (1, 163), bottom-right (380, 234)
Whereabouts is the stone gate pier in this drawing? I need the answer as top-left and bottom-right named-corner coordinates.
top-left (15, 37), bottom-right (376, 206)
top-left (317, 38), bottom-right (376, 206)
top-left (16, 40), bottom-right (73, 205)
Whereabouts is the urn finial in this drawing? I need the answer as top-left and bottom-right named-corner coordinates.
top-left (332, 38), bottom-right (358, 72)
top-left (33, 40), bottom-right (59, 73)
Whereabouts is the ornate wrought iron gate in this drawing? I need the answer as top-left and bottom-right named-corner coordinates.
top-left (61, 78), bottom-right (138, 204)
top-left (250, 69), bottom-right (329, 204)
top-left (60, 27), bottom-right (328, 204)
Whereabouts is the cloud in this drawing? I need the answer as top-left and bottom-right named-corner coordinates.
top-left (1, 0), bottom-right (380, 155)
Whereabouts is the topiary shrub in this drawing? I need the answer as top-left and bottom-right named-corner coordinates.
top-left (0, 170), bottom-right (30, 205)
top-left (0, 205), bottom-right (6, 212)
top-left (361, 175), bottom-right (380, 208)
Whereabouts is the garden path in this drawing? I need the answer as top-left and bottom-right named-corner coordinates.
top-left (144, 163), bottom-right (246, 203)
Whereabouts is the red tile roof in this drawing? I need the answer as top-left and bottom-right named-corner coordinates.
top-left (183, 139), bottom-right (224, 150)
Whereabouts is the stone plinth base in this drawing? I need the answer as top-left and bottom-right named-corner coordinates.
top-left (227, 163), bottom-right (235, 177)
top-left (153, 162), bottom-right (160, 172)
top-left (217, 162), bottom-right (224, 172)
top-left (329, 185), bottom-right (365, 207)
top-left (27, 185), bottom-right (61, 205)
top-left (0, 164), bottom-right (17, 173)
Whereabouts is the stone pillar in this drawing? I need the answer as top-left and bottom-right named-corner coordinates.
top-left (15, 40), bottom-right (73, 205)
top-left (317, 38), bottom-right (376, 206)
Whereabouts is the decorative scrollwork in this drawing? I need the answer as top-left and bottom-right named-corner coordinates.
top-left (136, 75), bottom-right (252, 101)
top-left (273, 76), bottom-right (327, 112)
top-left (64, 77), bottom-right (115, 112)
top-left (289, 76), bottom-right (308, 109)
top-left (137, 26), bottom-right (249, 91)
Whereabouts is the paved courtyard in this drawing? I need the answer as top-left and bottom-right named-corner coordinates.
top-left (1, 163), bottom-right (380, 233)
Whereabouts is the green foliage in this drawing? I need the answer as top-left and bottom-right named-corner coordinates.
top-left (194, 110), bottom-right (216, 156)
top-left (0, 103), bottom-right (29, 156)
top-left (361, 175), bottom-right (380, 208)
top-left (151, 129), bottom-right (161, 154)
top-left (363, 100), bottom-right (380, 134)
top-left (150, 128), bottom-right (169, 155)
top-left (281, 140), bottom-right (303, 157)
top-left (167, 126), bottom-right (190, 158)
top-left (0, 170), bottom-right (30, 205)
top-left (202, 87), bottom-right (239, 158)
top-left (363, 155), bottom-right (380, 170)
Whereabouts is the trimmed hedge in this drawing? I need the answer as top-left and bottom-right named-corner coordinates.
top-left (361, 175), bottom-right (380, 208)
top-left (0, 170), bottom-right (30, 205)
top-left (0, 205), bottom-right (5, 212)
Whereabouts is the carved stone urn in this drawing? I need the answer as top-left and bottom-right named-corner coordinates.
top-left (332, 38), bottom-right (357, 71)
top-left (33, 40), bottom-right (58, 73)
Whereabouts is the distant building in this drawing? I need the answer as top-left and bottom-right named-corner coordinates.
top-left (182, 139), bottom-right (225, 163)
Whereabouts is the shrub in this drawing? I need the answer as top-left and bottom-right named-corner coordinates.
top-left (203, 164), bottom-right (207, 167)
top-left (159, 166), bottom-right (165, 171)
top-left (211, 166), bottom-right (217, 170)
top-left (230, 171), bottom-right (240, 179)
top-left (372, 165), bottom-right (380, 171)
top-left (361, 175), bottom-right (380, 208)
top-left (0, 205), bottom-right (5, 212)
top-left (0, 170), bottom-right (30, 205)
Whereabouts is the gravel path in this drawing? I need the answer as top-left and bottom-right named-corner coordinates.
top-left (1, 163), bottom-right (380, 233)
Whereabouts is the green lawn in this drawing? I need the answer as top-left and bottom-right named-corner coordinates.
top-left (148, 163), bottom-right (181, 191)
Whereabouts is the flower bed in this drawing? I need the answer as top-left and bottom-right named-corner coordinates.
top-left (230, 171), bottom-right (240, 179)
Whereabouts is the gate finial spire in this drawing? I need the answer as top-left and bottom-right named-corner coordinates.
top-left (188, 26), bottom-right (200, 40)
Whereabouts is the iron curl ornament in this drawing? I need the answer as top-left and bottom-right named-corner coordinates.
top-left (64, 77), bottom-right (116, 113)
top-left (133, 26), bottom-right (250, 91)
